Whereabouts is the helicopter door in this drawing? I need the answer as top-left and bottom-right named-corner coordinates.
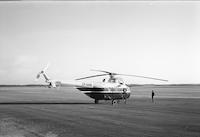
top-left (122, 88), bottom-right (128, 99)
top-left (109, 87), bottom-right (115, 99)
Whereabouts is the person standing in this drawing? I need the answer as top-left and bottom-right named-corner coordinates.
top-left (152, 90), bottom-right (155, 102)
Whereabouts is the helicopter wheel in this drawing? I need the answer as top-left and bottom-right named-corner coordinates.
top-left (112, 100), bottom-right (117, 105)
top-left (94, 99), bottom-right (99, 104)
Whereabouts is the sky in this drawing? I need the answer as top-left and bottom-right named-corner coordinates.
top-left (0, 1), bottom-right (200, 84)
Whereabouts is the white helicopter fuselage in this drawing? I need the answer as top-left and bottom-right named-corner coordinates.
top-left (76, 81), bottom-right (131, 102)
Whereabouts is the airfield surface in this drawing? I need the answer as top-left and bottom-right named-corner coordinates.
top-left (0, 85), bottom-right (200, 137)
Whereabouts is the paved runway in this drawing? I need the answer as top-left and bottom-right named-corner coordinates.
top-left (0, 86), bottom-right (200, 137)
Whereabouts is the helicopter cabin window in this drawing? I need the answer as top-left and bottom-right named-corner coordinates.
top-left (112, 79), bottom-right (116, 83)
top-left (117, 78), bottom-right (124, 84)
top-left (110, 79), bottom-right (116, 83)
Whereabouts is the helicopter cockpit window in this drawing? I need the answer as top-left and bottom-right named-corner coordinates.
top-left (111, 79), bottom-right (115, 83)
top-left (108, 78), bottom-right (116, 83)
top-left (117, 78), bottom-right (124, 84)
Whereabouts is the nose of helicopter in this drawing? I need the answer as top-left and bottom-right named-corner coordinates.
top-left (125, 88), bottom-right (131, 98)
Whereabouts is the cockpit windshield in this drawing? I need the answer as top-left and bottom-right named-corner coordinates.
top-left (103, 77), bottom-right (124, 84)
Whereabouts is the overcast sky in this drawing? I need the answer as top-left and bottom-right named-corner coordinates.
top-left (0, 1), bottom-right (200, 84)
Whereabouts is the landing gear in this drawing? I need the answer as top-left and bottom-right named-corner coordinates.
top-left (112, 100), bottom-right (117, 105)
top-left (94, 99), bottom-right (99, 104)
top-left (111, 99), bottom-right (127, 105)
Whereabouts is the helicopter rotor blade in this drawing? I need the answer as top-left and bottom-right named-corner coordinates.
top-left (36, 72), bottom-right (41, 79)
top-left (116, 74), bottom-right (168, 82)
top-left (43, 62), bottom-right (50, 72)
top-left (90, 69), bottom-right (112, 74)
top-left (80, 69), bottom-right (168, 82)
top-left (75, 74), bottom-right (108, 80)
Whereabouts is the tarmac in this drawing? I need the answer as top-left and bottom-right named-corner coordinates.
top-left (0, 86), bottom-right (200, 137)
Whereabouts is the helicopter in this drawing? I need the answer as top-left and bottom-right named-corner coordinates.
top-left (36, 65), bottom-right (168, 104)
top-left (75, 70), bottom-right (168, 104)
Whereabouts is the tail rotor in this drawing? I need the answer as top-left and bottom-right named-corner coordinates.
top-left (36, 63), bottom-right (50, 80)
top-left (35, 63), bottom-right (61, 88)
top-left (43, 62), bottom-right (50, 72)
